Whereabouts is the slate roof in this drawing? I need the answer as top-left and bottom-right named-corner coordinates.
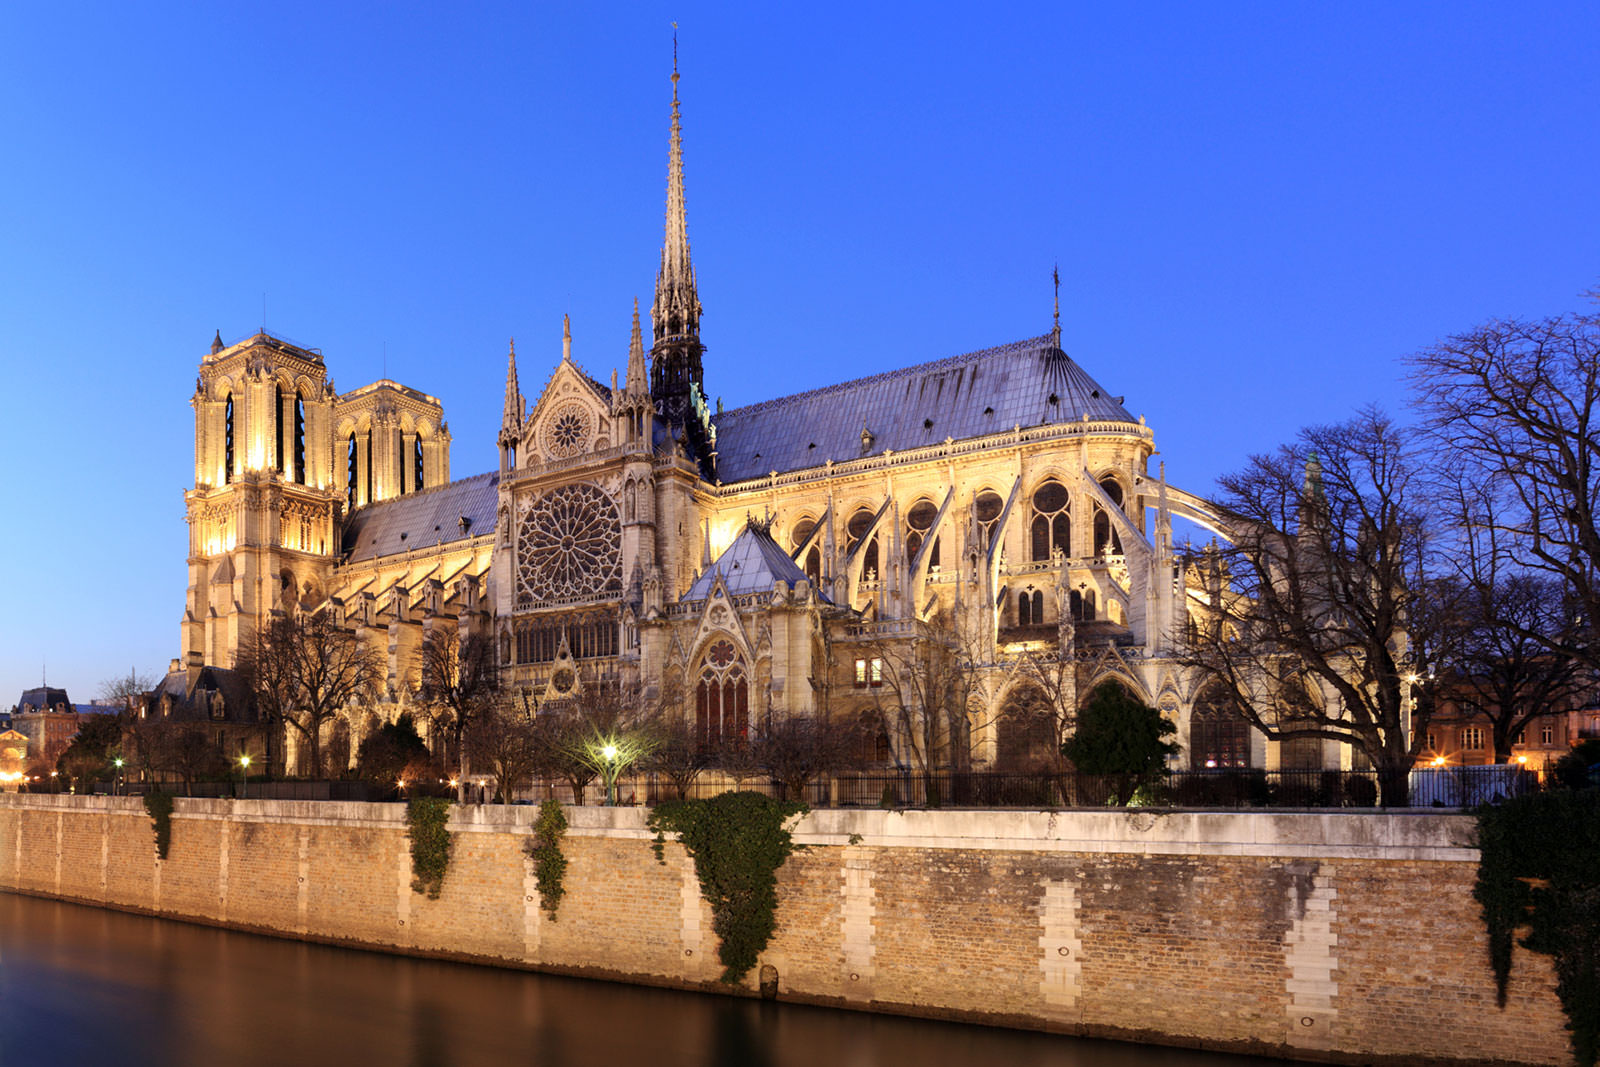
top-left (16, 688), bottom-right (71, 713)
top-left (682, 521), bottom-right (829, 603)
top-left (153, 665), bottom-right (260, 724)
top-left (342, 471), bottom-right (501, 564)
top-left (711, 334), bottom-right (1135, 483)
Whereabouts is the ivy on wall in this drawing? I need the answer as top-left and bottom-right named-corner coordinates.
top-left (524, 799), bottom-right (569, 920)
top-left (1475, 790), bottom-right (1600, 1067)
top-left (144, 790), bottom-right (174, 860)
top-left (648, 791), bottom-right (806, 984)
top-left (406, 797), bottom-right (453, 899)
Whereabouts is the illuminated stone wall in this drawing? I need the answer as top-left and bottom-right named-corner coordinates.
top-left (0, 797), bottom-right (1567, 1066)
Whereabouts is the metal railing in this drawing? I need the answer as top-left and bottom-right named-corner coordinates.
top-left (74, 766), bottom-right (1542, 810)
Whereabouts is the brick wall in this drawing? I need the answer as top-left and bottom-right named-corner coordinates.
top-left (0, 797), bottom-right (1569, 1065)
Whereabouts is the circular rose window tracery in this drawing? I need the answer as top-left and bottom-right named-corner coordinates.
top-left (516, 483), bottom-right (622, 604)
top-left (542, 401), bottom-right (593, 460)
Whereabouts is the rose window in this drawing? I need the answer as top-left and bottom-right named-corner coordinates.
top-left (543, 401), bottom-right (593, 460)
top-left (516, 483), bottom-right (622, 604)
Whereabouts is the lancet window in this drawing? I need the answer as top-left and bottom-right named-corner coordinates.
top-left (414, 436), bottom-right (425, 492)
top-left (791, 518), bottom-right (822, 585)
top-left (346, 433), bottom-right (358, 510)
top-left (1017, 588), bottom-right (1045, 626)
top-left (224, 394), bottom-right (235, 483)
top-left (1189, 685), bottom-right (1252, 770)
top-left (695, 639), bottom-right (748, 752)
top-left (847, 508), bottom-right (879, 582)
top-left (1094, 478), bottom-right (1124, 556)
top-left (974, 490), bottom-right (1003, 551)
top-left (291, 393), bottom-right (306, 484)
top-left (1030, 480), bottom-right (1070, 561)
top-left (905, 499), bottom-right (940, 570)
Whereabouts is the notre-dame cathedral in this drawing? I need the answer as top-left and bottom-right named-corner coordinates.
top-left (170, 61), bottom-right (1305, 780)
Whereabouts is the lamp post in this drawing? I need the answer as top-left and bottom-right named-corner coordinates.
top-left (113, 757), bottom-right (124, 796)
top-left (601, 744), bottom-right (618, 806)
top-left (239, 754), bottom-right (252, 799)
top-left (49, 770), bottom-right (58, 794)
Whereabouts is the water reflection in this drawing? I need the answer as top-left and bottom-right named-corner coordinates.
top-left (0, 894), bottom-right (1288, 1067)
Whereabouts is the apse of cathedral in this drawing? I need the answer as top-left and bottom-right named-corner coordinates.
top-left (175, 59), bottom-right (1307, 776)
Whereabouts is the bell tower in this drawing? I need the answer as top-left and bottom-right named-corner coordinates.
top-left (183, 331), bottom-right (342, 675)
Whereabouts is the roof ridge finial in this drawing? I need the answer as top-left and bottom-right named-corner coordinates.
top-left (1051, 263), bottom-right (1061, 349)
top-left (562, 313), bottom-right (572, 362)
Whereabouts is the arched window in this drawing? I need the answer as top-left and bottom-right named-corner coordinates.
top-left (224, 394), bottom-right (235, 483)
top-left (1032, 589), bottom-right (1044, 623)
top-left (906, 499), bottom-right (940, 570)
top-left (1095, 478), bottom-right (1124, 556)
top-left (1070, 589), bottom-right (1097, 622)
top-left (274, 384), bottom-right (285, 474)
top-left (1189, 685), bottom-right (1253, 769)
top-left (696, 639), bottom-right (748, 752)
top-left (996, 684), bottom-right (1058, 771)
top-left (791, 518), bottom-right (822, 585)
top-left (974, 490), bottom-right (1003, 551)
top-left (414, 435), bottom-right (424, 492)
top-left (293, 393), bottom-right (306, 484)
top-left (1017, 590), bottom-right (1033, 625)
top-left (847, 508), bottom-right (879, 582)
top-left (1029, 480), bottom-right (1070, 561)
top-left (346, 433), bottom-right (358, 510)
top-left (856, 711), bottom-right (892, 765)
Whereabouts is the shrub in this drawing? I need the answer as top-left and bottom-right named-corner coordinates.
top-left (406, 797), bottom-right (453, 899)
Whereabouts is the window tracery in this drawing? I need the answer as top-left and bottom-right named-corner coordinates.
top-left (974, 490), bottom-right (1003, 551)
top-left (906, 499), bottom-right (940, 570)
top-left (542, 400), bottom-right (594, 460)
top-left (515, 483), bottom-right (622, 606)
top-left (696, 638), bottom-right (748, 751)
top-left (1030, 480), bottom-right (1070, 561)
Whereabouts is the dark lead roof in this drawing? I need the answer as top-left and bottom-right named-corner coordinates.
top-left (683, 521), bottom-right (830, 603)
top-left (342, 471), bottom-right (501, 564)
top-left (711, 334), bottom-right (1134, 483)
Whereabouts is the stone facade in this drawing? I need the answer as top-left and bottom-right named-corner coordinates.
top-left (0, 795), bottom-right (1569, 1065)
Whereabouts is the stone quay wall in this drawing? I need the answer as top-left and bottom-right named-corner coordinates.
top-left (0, 795), bottom-right (1568, 1065)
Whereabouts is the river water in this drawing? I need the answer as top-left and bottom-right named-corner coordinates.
top-left (0, 893), bottom-right (1290, 1067)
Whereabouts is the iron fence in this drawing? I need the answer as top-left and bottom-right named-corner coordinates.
top-left (74, 765), bottom-right (1541, 810)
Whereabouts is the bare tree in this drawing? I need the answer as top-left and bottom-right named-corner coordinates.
top-left (647, 712), bottom-right (713, 800)
top-left (98, 667), bottom-right (156, 712)
top-left (1407, 304), bottom-right (1600, 669)
top-left (755, 711), bottom-right (861, 802)
top-left (418, 628), bottom-right (499, 803)
top-left (236, 612), bottom-right (384, 779)
top-left (467, 696), bottom-right (543, 803)
top-left (1447, 572), bottom-right (1588, 763)
top-left (1182, 409), bottom-right (1446, 806)
top-left (864, 612), bottom-right (984, 799)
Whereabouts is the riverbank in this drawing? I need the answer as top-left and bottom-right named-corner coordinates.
top-left (0, 795), bottom-right (1568, 1065)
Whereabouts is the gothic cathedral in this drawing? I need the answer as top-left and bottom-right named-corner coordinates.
top-left (175, 61), bottom-right (1320, 779)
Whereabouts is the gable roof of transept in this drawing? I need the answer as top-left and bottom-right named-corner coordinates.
top-left (682, 520), bottom-right (829, 602)
top-left (710, 334), bottom-right (1136, 483)
top-left (341, 471), bottom-right (500, 564)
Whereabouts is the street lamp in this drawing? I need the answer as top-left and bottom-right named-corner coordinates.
top-left (239, 755), bottom-right (252, 799)
top-left (601, 744), bottom-right (619, 806)
top-left (113, 757), bottom-right (124, 796)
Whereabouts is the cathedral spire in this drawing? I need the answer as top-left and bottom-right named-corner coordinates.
top-left (649, 37), bottom-right (711, 475)
top-left (626, 297), bottom-right (649, 396)
top-left (562, 314), bottom-right (572, 363)
top-left (501, 338), bottom-right (523, 433)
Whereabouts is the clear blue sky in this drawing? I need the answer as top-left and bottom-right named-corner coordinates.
top-left (3, 2), bottom-right (1597, 705)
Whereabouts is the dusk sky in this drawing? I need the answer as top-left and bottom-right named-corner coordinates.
top-left (3, 3), bottom-right (1597, 705)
